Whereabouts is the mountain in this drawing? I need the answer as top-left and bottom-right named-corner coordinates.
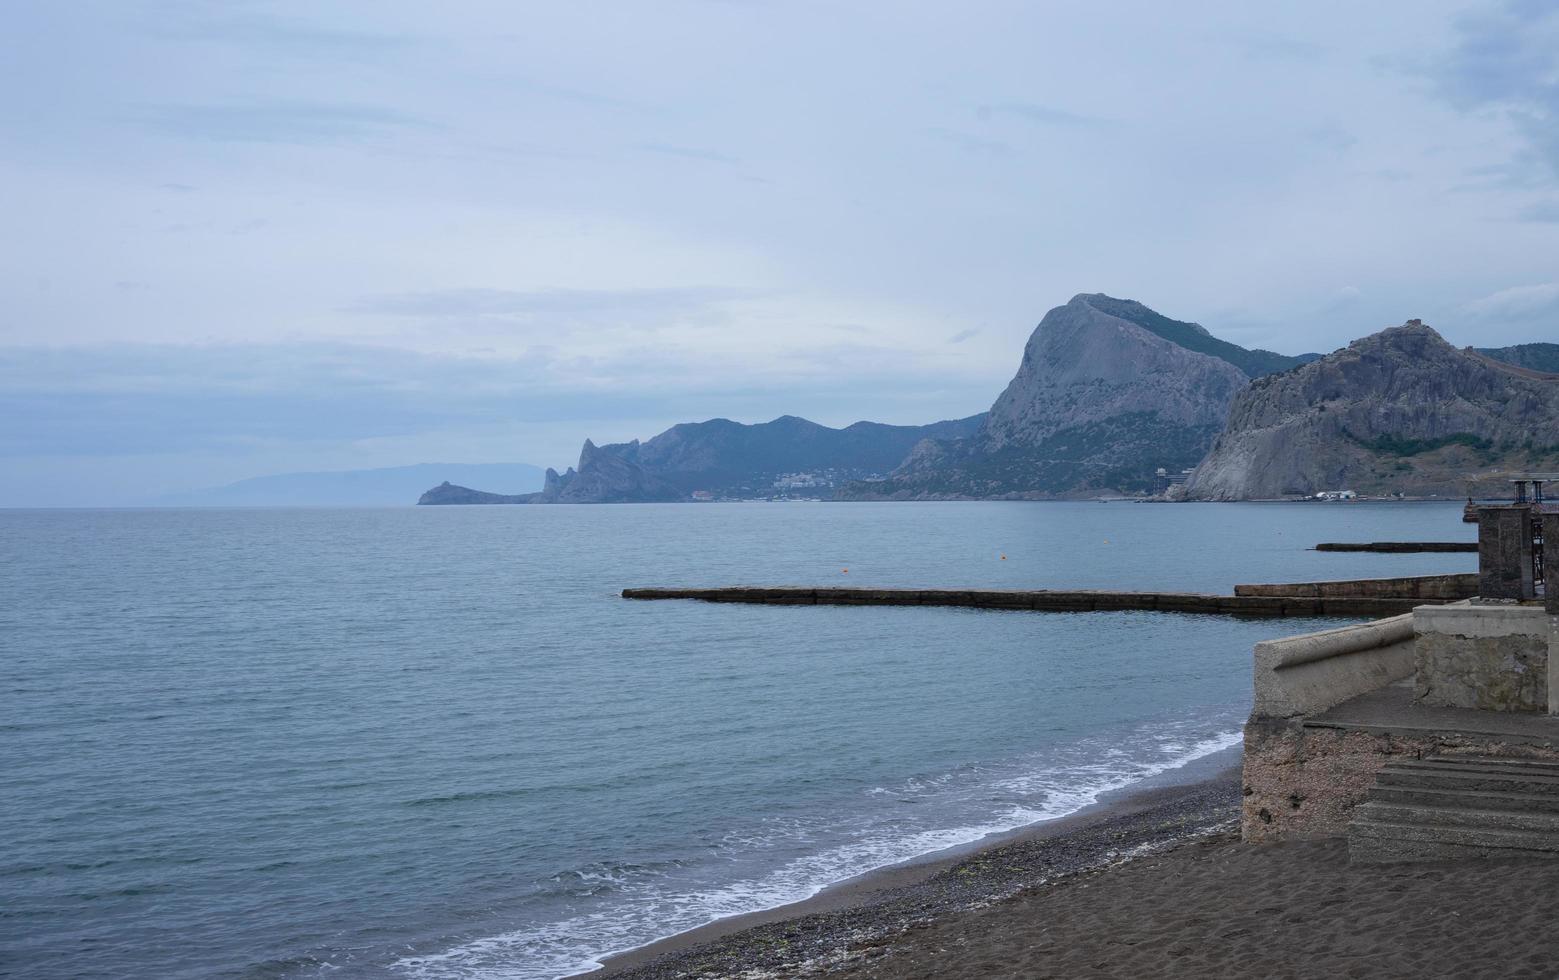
top-left (417, 482), bottom-right (534, 505)
top-left (419, 441), bottom-right (682, 505)
top-left (1186, 321), bottom-right (1559, 500)
top-left (1080, 294), bottom-right (1320, 378)
top-left (596, 414), bottom-right (985, 496)
top-left (1479, 342), bottom-right (1559, 374)
top-left (417, 415), bottom-right (984, 504)
top-left (838, 294), bottom-right (1314, 499)
top-left (163, 462), bottom-right (546, 507)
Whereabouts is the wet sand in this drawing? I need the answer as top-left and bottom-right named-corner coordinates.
top-left (580, 760), bottom-right (1242, 979)
top-left (580, 758), bottom-right (1559, 979)
top-left (827, 834), bottom-right (1559, 980)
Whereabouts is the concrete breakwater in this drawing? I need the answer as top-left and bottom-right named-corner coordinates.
top-left (621, 587), bottom-right (1447, 618)
top-left (1314, 542), bottom-right (1477, 553)
top-left (1233, 573), bottom-right (1478, 601)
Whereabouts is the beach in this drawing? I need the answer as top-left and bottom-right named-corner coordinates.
top-left (588, 761), bottom-right (1559, 980)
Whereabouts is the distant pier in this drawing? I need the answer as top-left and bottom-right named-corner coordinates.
top-left (622, 586), bottom-right (1466, 618)
top-left (1314, 542), bottom-right (1478, 553)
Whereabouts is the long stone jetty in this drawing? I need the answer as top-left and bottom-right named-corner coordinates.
top-left (1313, 542), bottom-right (1478, 553)
top-left (621, 587), bottom-right (1448, 618)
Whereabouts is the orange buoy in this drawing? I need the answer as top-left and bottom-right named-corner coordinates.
top-left (1000, 555), bottom-right (1007, 560)
top-left (842, 568), bottom-right (849, 574)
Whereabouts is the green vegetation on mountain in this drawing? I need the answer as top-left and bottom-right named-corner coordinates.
top-left (1084, 295), bottom-right (1318, 379)
top-left (1478, 342), bottom-right (1559, 373)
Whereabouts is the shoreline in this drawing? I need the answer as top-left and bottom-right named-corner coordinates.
top-left (570, 746), bottom-right (1242, 979)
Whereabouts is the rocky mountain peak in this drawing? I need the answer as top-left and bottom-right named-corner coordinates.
top-left (842, 294), bottom-right (1299, 498)
top-left (1187, 319), bottom-right (1559, 499)
top-left (982, 294), bottom-right (1251, 451)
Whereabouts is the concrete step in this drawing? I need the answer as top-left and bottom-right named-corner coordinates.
top-left (1430, 754), bottom-right (1559, 771)
top-left (1350, 817), bottom-right (1559, 856)
top-left (1376, 767), bottom-right (1559, 796)
top-left (1398, 755), bottom-right (1559, 777)
top-left (1350, 826), bottom-right (1559, 864)
top-left (1349, 753), bottom-right (1559, 862)
top-left (1356, 800), bottom-right (1559, 834)
top-left (1369, 784), bottom-right (1559, 815)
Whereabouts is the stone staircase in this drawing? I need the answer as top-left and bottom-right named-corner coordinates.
top-left (1349, 754), bottom-right (1559, 862)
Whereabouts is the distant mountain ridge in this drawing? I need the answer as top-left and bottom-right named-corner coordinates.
top-left (837, 293), bottom-right (1316, 499)
top-left (1478, 342), bottom-right (1559, 374)
top-left (412, 295), bottom-right (1554, 505)
top-left (417, 414), bottom-right (985, 504)
top-left (596, 414), bottom-right (985, 495)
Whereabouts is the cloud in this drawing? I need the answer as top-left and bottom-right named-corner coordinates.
top-left (1317, 286), bottom-right (1363, 315)
top-left (1431, 1), bottom-right (1559, 178)
top-left (946, 328), bottom-right (981, 344)
top-left (1305, 124), bottom-right (1357, 152)
top-left (975, 102), bottom-right (1110, 128)
top-left (349, 286), bottom-right (763, 319)
top-left (1462, 281), bottom-right (1559, 322)
top-left (637, 143), bottom-right (740, 165)
top-left (1516, 199), bottom-right (1559, 222)
top-left (150, 12), bottom-right (417, 58)
top-left (1230, 35), bottom-right (1328, 63)
top-left (926, 128), bottom-right (1013, 157)
top-left (0, 335), bottom-right (994, 461)
top-left (141, 102), bottom-right (436, 144)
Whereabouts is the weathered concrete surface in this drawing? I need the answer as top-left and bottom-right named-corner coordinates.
top-left (1243, 683), bottom-right (1559, 842)
top-left (1235, 574), bottom-right (1477, 601)
top-left (1414, 603), bottom-right (1548, 712)
top-left (1479, 505), bottom-right (1534, 599)
top-left (1242, 722), bottom-right (1434, 842)
top-left (622, 588), bottom-right (1441, 617)
top-left (1251, 614), bottom-right (1417, 720)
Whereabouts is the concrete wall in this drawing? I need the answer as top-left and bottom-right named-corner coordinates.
top-left (1243, 614), bottom-right (1418, 843)
top-left (1235, 574), bottom-right (1478, 601)
top-left (1414, 604), bottom-right (1548, 712)
top-left (1251, 614), bottom-right (1417, 721)
top-left (1243, 600), bottom-right (1559, 842)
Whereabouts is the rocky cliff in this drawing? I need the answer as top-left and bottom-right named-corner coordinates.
top-left (418, 439), bottom-right (682, 504)
top-left (1186, 321), bottom-right (1559, 500)
top-left (840, 294), bottom-right (1305, 498)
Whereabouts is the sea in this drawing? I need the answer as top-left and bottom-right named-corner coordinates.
top-left (1, 501), bottom-right (1475, 979)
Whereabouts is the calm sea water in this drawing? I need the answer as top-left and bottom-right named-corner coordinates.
top-left (1, 502), bottom-right (1473, 979)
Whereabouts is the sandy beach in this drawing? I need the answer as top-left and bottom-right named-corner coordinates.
top-left (584, 760), bottom-right (1559, 980)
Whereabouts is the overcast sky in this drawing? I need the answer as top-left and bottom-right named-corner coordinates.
top-left (4, 1), bottom-right (1558, 504)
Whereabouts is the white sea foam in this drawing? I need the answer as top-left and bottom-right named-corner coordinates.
top-left (393, 719), bottom-right (1243, 980)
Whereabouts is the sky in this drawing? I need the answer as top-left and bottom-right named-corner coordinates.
top-left (3, 0), bottom-right (1558, 505)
